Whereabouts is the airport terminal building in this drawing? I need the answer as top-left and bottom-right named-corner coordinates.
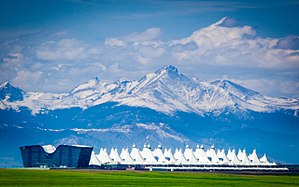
top-left (20, 145), bottom-right (93, 168)
top-left (19, 144), bottom-right (289, 171)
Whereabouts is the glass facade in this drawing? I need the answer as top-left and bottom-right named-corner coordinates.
top-left (20, 145), bottom-right (93, 168)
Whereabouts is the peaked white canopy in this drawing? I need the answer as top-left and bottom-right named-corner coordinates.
top-left (89, 151), bottom-right (101, 166)
top-left (183, 145), bottom-right (198, 164)
top-left (109, 148), bottom-right (122, 163)
top-left (175, 149), bottom-right (188, 165)
top-left (99, 148), bottom-right (112, 164)
top-left (152, 145), bottom-right (168, 164)
top-left (130, 144), bottom-right (144, 164)
top-left (238, 149), bottom-right (251, 165)
top-left (164, 148), bottom-right (176, 163)
top-left (90, 144), bottom-right (276, 167)
top-left (206, 145), bottom-right (220, 163)
top-left (141, 144), bottom-right (158, 164)
top-left (217, 149), bottom-right (229, 164)
top-left (194, 145), bottom-right (210, 164)
top-left (229, 149), bottom-right (241, 165)
top-left (260, 153), bottom-right (270, 164)
top-left (120, 148), bottom-right (134, 164)
top-left (248, 149), bottom-right (261, 165)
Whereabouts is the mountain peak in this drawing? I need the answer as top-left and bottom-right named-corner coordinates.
top-left (211, 79), bottom-right (260, 97)
top-left (0, 81), bottom-right (24, 102)
top-left (213, 17), bottom-right (241, 28)
top-left (214, 17), bottom-right (228, 26)
top-left (0, 81), bottom-right (22, 91)
top-left (162, 65), bottom-right (178, 73)
top-left (0, 81), bottom-right (12, 89)
top-left (154, 65), bottom-right (179, 76)
top-left (71, 77), bottom-right (106, 94)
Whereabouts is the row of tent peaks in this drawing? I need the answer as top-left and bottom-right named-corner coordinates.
top-left (89, 144), bottom-right (275, 166)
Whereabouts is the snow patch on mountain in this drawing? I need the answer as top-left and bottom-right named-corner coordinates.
top-left (136, 123), bottom-right (186, 142)
top-left (71, 126), bottom-right (132, 134)
top-left (35, 122), bottom-right (188, 145)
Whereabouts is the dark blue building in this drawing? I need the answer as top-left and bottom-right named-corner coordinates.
top-left (20, 145), bottom-right (93, 168)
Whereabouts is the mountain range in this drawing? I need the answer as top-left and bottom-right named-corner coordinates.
top-left (0, 65), bottom-right (298, 167)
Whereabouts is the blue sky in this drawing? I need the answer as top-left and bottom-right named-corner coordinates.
top-left (0, 0), bottom-right (299, 97)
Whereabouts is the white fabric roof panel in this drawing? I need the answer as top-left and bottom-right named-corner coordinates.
top-left (194, 145), bottom-right (211, 164)
top-left (120, 148), bottom-right (135, 164)
top-left (206, 146), bottom-right (220, 163)
top-left (130, 145), bottom-right (145, 165)
top-left (89, 144), bottom-right (276, 166)
top-left (164, 148), bottom-right (176, 164)
top-left (109, 148), bottom-right (122, 163)
top-left (89, 151), bottom-right (101, 166)
top-left (183, 145), bottom-right (198, 164)
top-left (141, 144), bottom-right (158, 164)
top-left (152, 145), bottom-right (168, 164)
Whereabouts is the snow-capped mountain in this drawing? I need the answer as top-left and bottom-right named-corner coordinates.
top-left (1, 65), bottom-right (299, 167)
top-left (0, 82), bottom-right (24, 102)
top-left (0, 65), bottom-right (298, 115)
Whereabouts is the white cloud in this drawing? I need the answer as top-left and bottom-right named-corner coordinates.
top-left (171, 17), bottom-right (256, 48)
top-left (105, 38), bottom-right (126, 47)
top-left (168, 18), bottom-right (299, 71)
top-left (134, 55), bottom-right (150, 65)
top-left (137, 46), bottom-right (165, 58)
top-left (36, 38), bottom-right (101, 61)
top-left (1, 18), bottom-right (299, 97)
top-left (36, 39), bottom-right (84, 60)
top-left (275, 35), bottom-right (299, 50)
top-left (232, 79), bottom-right (277, 95)
top-left (12, 70), bottom-right (43, 90)
top-left (124, 27), bottom-right (163, 42)
top-left (104, 28), bottom-right (163, 49)
top-left (280, 81), bottom-right (299, 97)
top-left (0, 53), bottom-right (26, 83)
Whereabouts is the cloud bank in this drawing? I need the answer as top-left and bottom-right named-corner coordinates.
top-left (0, 17), bottom-right (298, 97)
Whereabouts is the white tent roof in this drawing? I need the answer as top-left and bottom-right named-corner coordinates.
top-left (130, 145), bottom-right (144, 164)
top-left (164, 148), bottom-right (176, 163)
top-left (175, 149), bottom-right (188, 165)
top-left (174, 148), bottom-right (181, 161)
top-left (248, 149), bottom-right (261, 165)
top-left (239, 149), bottom-right (251, 165)
top-left (259, 153), bottom-right (274, 166)
top-left (227, 148), bottom-right (232, 161)
top-left (260, 153), bottom-right (269, 164)
top-left (237, 149), bottom-right (243, 161)
top-left (184, 145), bottom-right (198, 164)
top-left (229, 149), bottom-right (241, 165)
top-left (120, 148), bottom-right (134, 164)
top-left (194, 145), bottom-right (210, 164)
top-left (89, 151), bottom-right (101, 166)
top-left (109, 148), bottom-right (122, 163)
top-left (217, 149), bottom-right (229, 164)
top-left (152, 145), bottom-right (168, 164)
top-left (206, 145), bottom-right (220, 163)
top-left (98, 148), bottom-right (112, 164)
top-left (141, 144), bottom-right (158, 164)
top-left (91, 144), bottom-right (275, 167)
top-left (120, 148), bottom-right (127, 160)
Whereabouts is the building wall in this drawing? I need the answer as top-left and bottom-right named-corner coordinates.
top-left (20, 145), bottom-right (93, 168)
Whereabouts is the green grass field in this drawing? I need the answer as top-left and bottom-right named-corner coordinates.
top-left (0, 169), bottom-right (299, 187)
